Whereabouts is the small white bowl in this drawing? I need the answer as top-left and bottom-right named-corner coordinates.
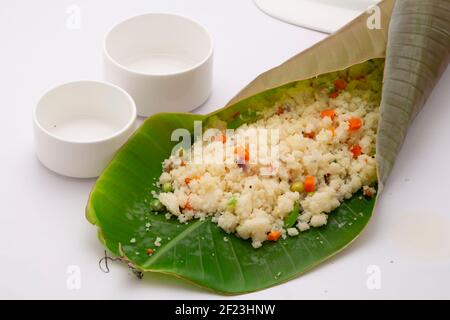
top-left (103, 13), bottom-right (214, 117)
top-left (33, 81), bottom-right (137, 178)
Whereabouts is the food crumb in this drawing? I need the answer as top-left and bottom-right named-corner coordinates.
top-left (287, 228), bottom-right (299, 236)
top-left (154, 237), bottom-right (162, 247)
top-left (363, 185), bottom-right (376, 198)
top-left (130, 238), bottom-right (136, 244)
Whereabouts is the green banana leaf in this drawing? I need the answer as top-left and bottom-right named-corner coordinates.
top-left (376, 0), bottom-right (450, 186)
top-left (86, 0), bottom-right (449, 294)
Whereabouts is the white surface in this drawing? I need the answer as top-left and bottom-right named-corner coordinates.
top-left (254, 0), bottom-right (379, 33)
top-left (104, 13), bottom-right (213, 116)
top-left (33, 81), bottom-right (136, 178)
top-left (0, 0), bottom-right (449, 299)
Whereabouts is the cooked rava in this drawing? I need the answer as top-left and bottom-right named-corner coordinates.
top-left (155, 61), bottom-right (381, 248)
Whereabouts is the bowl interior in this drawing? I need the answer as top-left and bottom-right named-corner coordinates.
top-left (105, 13), bottom-right (212, 75)
top-left (35, 81), bottom-right (135, 143)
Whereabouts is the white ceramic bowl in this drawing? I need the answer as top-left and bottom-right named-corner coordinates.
top-left (103, 13), bottom-right (213, 117)
top-left (33, 81), bottom-right (137, 178)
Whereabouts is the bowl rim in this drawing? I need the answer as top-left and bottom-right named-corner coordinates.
top-left (33, 80), bottom-right (137, 145)
top-left (103, 12), bottom-right (214, 77)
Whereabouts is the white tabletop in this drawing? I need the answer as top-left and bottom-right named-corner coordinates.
top-left (1, 0), bottom-right (449, 299)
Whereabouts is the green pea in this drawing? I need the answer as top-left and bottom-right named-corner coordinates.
top-left (150, 199), bottom-right (164, 212)
top-left (162, 182), bottom-right (173, 193)
top-left (290, 181), bottom-right (305, 193)
top-left (227, 197), bottom-right (237, 208)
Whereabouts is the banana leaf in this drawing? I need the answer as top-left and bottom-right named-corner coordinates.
top-left (86, 0), bottom-right (449, 294)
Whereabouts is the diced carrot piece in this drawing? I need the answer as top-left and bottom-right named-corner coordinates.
top-left (146, 248), bottom-right (154, 255)
top-left (304, 176), bottom-right (315, 192)
top-left (234, 146), bottom-right (249, 161)
top-left (215, 134), bottom-right (227, 143)
top-left (303, 131), bottom-right (315, 139)
top-left (334, 79), bottom-right (347, 90)
top-left (183, 201), bottom-right (193, 210)
top-left (329, 91), bottom-right (339, 99)
top-left (348, 117), bottom-right (362, 131)
top-left (320, 109), bottom-right (336, 120)
top-left (185, 176), bottom-right (200, 185)
top-left (267, 231), bottom-right (281, 241)
top-left (350, 145), bottom-right (362, 158)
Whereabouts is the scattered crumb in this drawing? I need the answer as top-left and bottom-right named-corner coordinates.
top-left (223, 237), bottom-right (229, 242)
top-left (154, 237), bottom-right (162, 247)
top-left (287, 228), bottom-right (299, 236)
top-left (363, 185), bottom-right (376, 198)
top-left (297, 222), bottom-right (310, 232)
top-left (130, 238), bottom-right (136, 244)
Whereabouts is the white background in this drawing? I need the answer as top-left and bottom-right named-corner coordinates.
top-left (1, 0), bottom-right (449, 299)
